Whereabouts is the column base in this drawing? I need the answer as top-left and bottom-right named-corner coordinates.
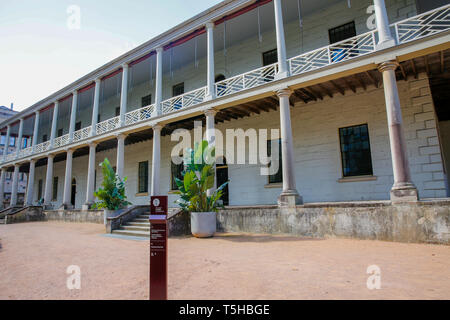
top-left (60, 203), bottom-right (74, 210)
top-left (43, 204), bottom-right (53, 210)
top-left (390, 183), bottom-right (418, 203)
top-left (376, 38), bottom-right (396, 51)
top-left (278, 190), bottom-right (303, 207)
top-left (82, 203), bottom-right (94, 211)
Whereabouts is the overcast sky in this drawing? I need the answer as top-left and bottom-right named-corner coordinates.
top-left (0, 0), bottom-right (222, 111)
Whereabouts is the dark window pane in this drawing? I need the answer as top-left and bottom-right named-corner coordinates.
top-left (267, 139), bottom-right (283, 184)
top-left (75, 122), bottom-right (81, 131)
top-left (329, 21), bottom-right (356, 44)
top-left (138, 161), bottom-right (149, 193)
top-left (52, 176), bottom-right (58, 201)
top-left (339, 124), bottom-right (373, 177)
top-left (172, 83), bottom-right (184, 97)
top-left (263, 49), bottom-right (278, 66)
top-left (57, 129), bottom-right (63, 137)
top-left (38, 179), bottom-right (43, 200)
top-left (115, 107), bottom-right (120, 117)
top-left (141, 94), bottom-right (152, 107)
top-left (171, 161), bottom-right (184, 190)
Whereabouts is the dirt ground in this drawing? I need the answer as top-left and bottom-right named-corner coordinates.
top-left (0, 222), bottom-right (449, 300)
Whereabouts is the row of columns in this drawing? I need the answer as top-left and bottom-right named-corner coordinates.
top-left (0, 0), bottom-right (417, 208)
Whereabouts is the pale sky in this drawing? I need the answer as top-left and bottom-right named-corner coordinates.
top-left (0, 0), bottom-right (223, 111)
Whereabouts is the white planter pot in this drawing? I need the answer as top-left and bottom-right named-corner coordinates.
top-left (190, 212), bottom-right (216, 238)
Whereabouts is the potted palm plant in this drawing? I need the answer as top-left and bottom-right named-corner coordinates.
top-left (93, 158), bottom-right (131, 225)
top-left (174, 140), bottom-right (228, 238)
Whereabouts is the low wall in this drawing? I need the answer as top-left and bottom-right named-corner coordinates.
top-left (6, 206), bottom-right (45, 224)
top-left (45, 209), bottom-right (104, 224)
top-left (216, 201), bottom-right (450, 244)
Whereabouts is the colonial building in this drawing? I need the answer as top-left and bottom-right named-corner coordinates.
top-left (1, 0), bottom-right (449, 210)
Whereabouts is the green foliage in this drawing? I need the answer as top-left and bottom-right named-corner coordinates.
top-left (93, 158), bottom-right (131, 210)
top-left (174, 140), bottom-right (229, 213)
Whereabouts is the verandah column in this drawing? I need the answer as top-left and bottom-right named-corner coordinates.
top-left (3, 125), bottom-right (11, 161)
top-left (273, 0), bottom-right (288, 78)
top-left (373, 0), bottom-right (396, 49)
top-left (154, 47), bottom-right (164, 117)
top-left (16, 118), bottom-right (24, 157)
top-left (151, 124), bottom-right (162, 196)
top-left (44, 154), bottom-right (55, 207)
top-left (32, 111), bottom-right (40, 152)
top-left (378, 61), bottom-right (418, 202)
top-left (205, 109), bottom-right (216, 196)
top-left (0, 169), bottom-right (5, 208)
top-left (277, 88), bottom-right (302, 206)
top-left (62, 149), bottom-right (74, 208)
top-left (91, 79), bottom-right (101, 136)
top-left (50, 101), bottom-right (59, 149)
top-left (84, 142), bottom-right (98, 209)
top-left (119, 64), bottom-right (129, 126)
top-left (10, 164), bottom-right (19, 207)
top-left (116, 134), bottom-right (127, 180)
top-left (25, 159), bottom-right (36, 206)
top-left (69, 91), bottom-right (78, 142)
top-left (205, 22), bottom-right (215, 100)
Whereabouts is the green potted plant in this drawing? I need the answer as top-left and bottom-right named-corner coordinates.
top-left (174, 140), bottom-right (228, 238)
top-left (93, 158), bottom-right (131, 225)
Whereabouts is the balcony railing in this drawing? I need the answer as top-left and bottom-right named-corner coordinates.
top-left (0, 5), bottom-right (448, 166)
top-left (161, 86), bottom-right (207, 114)
top-left (215, 63), bottom-right (279, 98)
top-left (394, 4), bottom-right (450, 44)
top-left (289, 30), bottom-right (377, 76)
top-left (125, 104), bottom-right (155, 126)
top-left (53, 134), bottom-right (70, 149)
top-left (96, 116), bottom-right (121, 135)
top-left (73, 126), bottom-right (92, 142)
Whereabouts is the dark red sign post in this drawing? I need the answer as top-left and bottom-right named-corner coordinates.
top-left (149, 196), bottom-right (168, 300)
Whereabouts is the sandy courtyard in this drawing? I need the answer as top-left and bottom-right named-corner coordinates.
top-left (0, 221), bottom-right (449, 300)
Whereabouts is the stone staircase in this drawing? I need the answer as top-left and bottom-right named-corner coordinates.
top-left (111, 213), bottom-right (150, 238)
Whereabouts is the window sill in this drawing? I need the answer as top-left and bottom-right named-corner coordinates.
top-left (264, 183), bottom-right (282, 189)
top-left (135, 192), bottom-right (149, 197)
top-left (338, 175), bottom-right (377, 183)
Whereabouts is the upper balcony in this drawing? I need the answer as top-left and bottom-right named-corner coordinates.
top-left (1, 0), bottom-right (449, 166)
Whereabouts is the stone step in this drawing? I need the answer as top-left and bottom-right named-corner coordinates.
top-left (137, 215), bottom-right (150, 219)
top-left (127, 221), bottom-right (150, 227)
top-left (133, 218), bottom-right (149, 222)
top-left (121, 225), bottom-right (150, 232)
top-left (112, 229), bottom-right (150, 238)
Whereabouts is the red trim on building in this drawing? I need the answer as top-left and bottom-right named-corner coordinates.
top-left (59, 93), bottom-right (73, 103)
top-left (129, 51), bottom-right (156, 67)
top-left (40, 103), bottom-right (54, 113)
top-left (164, 27), bottom-right (206, 51)
top-left (215, 0), bottom-right (272, 26)
top-left (78, 82), bottom-right (95, 93)
top-left (102, 68), bottom-right (123, 80)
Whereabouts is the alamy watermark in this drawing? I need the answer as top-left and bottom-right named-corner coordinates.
top-left (66, 265), bottom-right (81, 290)
top-left (67, 5), bottom-right (81, 30)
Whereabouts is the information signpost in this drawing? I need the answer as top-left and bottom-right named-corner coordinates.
top-left (149, 195), bottom-right (168, 300)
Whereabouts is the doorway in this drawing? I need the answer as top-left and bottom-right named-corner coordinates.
top-left (71, 178), bottom-right (76, 207)
top-left (216, 157), bottom-right (229, 206)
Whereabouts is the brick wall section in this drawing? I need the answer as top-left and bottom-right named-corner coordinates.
top-left (407, 73), bottom-right (447, 198)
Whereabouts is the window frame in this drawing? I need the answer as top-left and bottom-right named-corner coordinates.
top-left (267, 138), bottom-right (283, 185)
top-left (338, 123), bottom-right (374, 178)
top-left (138, 161), bottom-right (149, 194)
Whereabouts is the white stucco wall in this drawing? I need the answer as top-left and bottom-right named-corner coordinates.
top-left (31, 72), bottom-right (447, 208)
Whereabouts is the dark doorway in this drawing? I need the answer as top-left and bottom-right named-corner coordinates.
top-left (216, 157), bottom-right (229, 206)
top-left (71, 178), bottom-right (76, 207)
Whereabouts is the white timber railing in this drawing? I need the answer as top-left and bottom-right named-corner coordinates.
top-left (73, 126), bottom-right (91, 142)
top-left (1, 6), bottom-right (449, 166)
top-left (161, 86), bottom-right (207, 114)
top-left (96, 116), bottom-right (121, 135)
top-left (53, 133), bottom-right (70, 149)
top-left (125, 104), bottom-right (155, 126)
top-left (393, 4), bottom-right (450, 45)
top-left (215, 63), bottom-right (279, 98)
top-left (289, 30), bottom-right (377, 76)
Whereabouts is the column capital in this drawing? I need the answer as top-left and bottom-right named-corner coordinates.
top-left (121, 63), bottom-right (129, 70)
top-left (35, 110), bottom-right (40, 116)
top-left (88, 141), bottom-right (98, 148)
top-left (29, 158), bottom-right (36, 164)
top-left (95, 78), bottom-right (101, 85)
top-left (72, 89), bottom-right (78, 96)
top-left (47, 154), bottom-right (55, 160)
top-left (115, 133), bottom-right (128, 140)
top-left (65, 148), bottom-right (75, 155)
top-left (205, 21), bottom-right (215, 30)
top-left (378, 60), bottom-right (399, 73)
top-left (13, 163), bottom-right (20, 169)
top-left (204, 108), bottom-right (217, 117)
top-left (276, 88), bottom-right (293, 98)
top-left (156, 47), bottom-right (164, 54)
top-left (152, 124), bottom-right (163, 132)
top-left (54, 100), bottom-right (59, 107)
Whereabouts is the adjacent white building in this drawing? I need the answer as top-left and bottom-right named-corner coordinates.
top-left (1, 0), bottom-right (449, 210)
